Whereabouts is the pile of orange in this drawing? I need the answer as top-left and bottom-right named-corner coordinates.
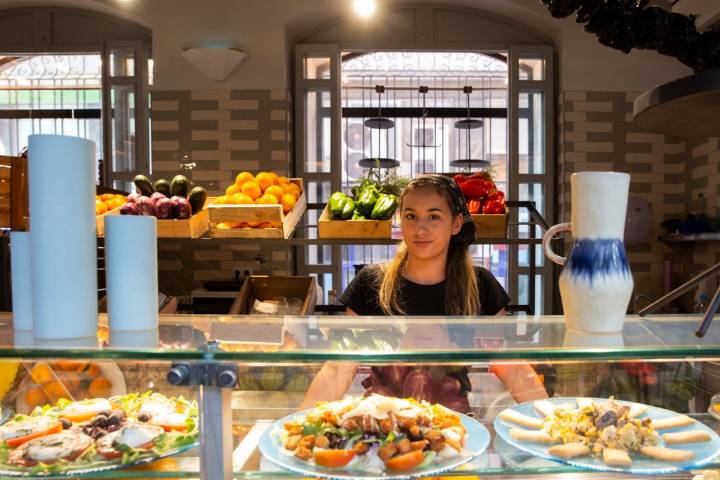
top-left (23, 361), bottom-right (113, 409)
top-left (213, 171), bottom-right (301, 215)
top-left (95, 194), bottom-right (126, 216)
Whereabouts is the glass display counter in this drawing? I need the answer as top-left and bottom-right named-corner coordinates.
top-left (1, 313), bottom-right (719, 479)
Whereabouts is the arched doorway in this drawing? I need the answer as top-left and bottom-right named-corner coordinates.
top-left (293, 4), bottom-right (555, 313)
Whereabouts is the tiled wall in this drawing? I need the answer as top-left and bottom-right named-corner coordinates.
top-left (150, 89), bottom-right (294, 297)
top-left (559, 91), bottom-right (719, 308)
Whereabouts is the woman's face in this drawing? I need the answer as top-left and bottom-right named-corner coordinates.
top-left (400, 187), bottom-right (463, 261)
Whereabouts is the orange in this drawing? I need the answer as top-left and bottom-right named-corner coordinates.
top-left (44, 381), bottom-right (70, 403)
top-left (232, 193), bottom-right (254, 205)
top-left (288, 183), bottom-right (302, 196)
top-left (246, 221), bottom-right (260, 228)
top-left (54, 360), bottom-right (82, 371)
top-left (24, 386), bottom-right (49, 408)
top-left (225, 184), bottom-right (242, 196)
top-left (264, 185), bottom-right (284, 203)
top-left (255, 193), bottom-right (278, 205)
top-left (255, 172), bottom-right (275, 191)
top-left (216, 222), bottom-right (231, 230)
top-left (280, 193), bottom-right (297, 214)
top-left (235, 171), bottom-right (255, 186)
top-left (95, 199), bottom-right (107, 215)
top-left (84, 363), bottom-right (102, 379)
top-left (30, 363), bottom-right (54, 385)
top-left (101, 193), bottom-right (115, 201)
top-left (88, 377), bottom-right (112, 398)
top-left (55, 371), bottom-right (79, 391)
top-left (214, 195), bottom-right (230, 205)
top-left (280, 183), bottom-right (295, 195)
top-left (267, 172), bottom-right (279, 186)
top-left (278, 176), bottom-right (289, 185)
top-left (241, 181), bottom-right (262, 200)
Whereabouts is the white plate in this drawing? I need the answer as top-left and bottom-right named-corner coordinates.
top-left (494, 397), bottom-right (720, 475)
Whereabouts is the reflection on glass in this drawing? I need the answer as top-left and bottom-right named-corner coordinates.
top-left (305, 91), bottom-right (332, 173)
top-left (110, 48), bottom-right (136, 77)
top-left (519, 57), bottom-right (545, 81)
top-left (110, 85), bottom-right (136, 173)
top-left (519, 92), bottom-right (544, 174)
top-left (304, 56), bottom-right (331, 79)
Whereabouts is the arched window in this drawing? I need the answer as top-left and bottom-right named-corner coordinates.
top-left (0, 7), bottom-right (151, 191)
top-left (294, 5), bottom-right (555, 313)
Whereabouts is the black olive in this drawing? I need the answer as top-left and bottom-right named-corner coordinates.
top-left (98, 410), bottom-right (111, 417)
top-left (93, 427), bottom-right (108, 439)
top-left (107, 413), bottom-right (122, 426)
top-left (111, 409), bottom-right (126, 419)
top-left (595, 410), bottom-right (618, 429)
top-left (59, 418), bottom-right (72, 430)
top-left (138, 413), bottom-right (151, 423)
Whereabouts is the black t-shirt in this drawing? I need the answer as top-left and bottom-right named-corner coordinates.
top-left (340, 264), bottom-right (511, 316)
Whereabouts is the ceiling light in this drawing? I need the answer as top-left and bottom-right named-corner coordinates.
top-left (353, 0), bottom-right (376, 18)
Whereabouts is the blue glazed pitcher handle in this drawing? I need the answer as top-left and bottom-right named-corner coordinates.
top-left (542, 222), bottom-right (571, 266)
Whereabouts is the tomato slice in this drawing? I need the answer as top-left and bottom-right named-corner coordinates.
top-left (386, 450), bottom-right (424, 470)
top-left (156, 423), bottom-right (188, 432)
top-left (314, 449), bottom-right (355, 468)
top-left (6, 422), bottom-right (63, 448)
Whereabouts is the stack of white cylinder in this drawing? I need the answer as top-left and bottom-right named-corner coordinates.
top-left (11, 134), bottom-right (159, 344)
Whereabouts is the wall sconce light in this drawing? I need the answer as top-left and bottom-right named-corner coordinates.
top-left (181, 47), bottom-right (248, 81)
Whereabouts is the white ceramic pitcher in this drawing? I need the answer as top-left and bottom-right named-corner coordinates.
top-left (542, 172), bottom-right (633, 333)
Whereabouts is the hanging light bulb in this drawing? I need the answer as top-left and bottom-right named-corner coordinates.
top-left (353, 0), bottom-right (376, 18)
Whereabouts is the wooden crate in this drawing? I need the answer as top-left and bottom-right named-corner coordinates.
top-left (228, 275), bottom-right (316, 315)
top-left (472, 210), bottom-right (508, 238)
top-left (97, 200), bottom-right (210, 238)
top-left (157, 199), bottom-right (210, 238)
top-left (208, 179), bottom-right (305, 239)
top-left (318, 204), bottom-right (392, 239)
top-left (0, 156), bottom-right (28, 230)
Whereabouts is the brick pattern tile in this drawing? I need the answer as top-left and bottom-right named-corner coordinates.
top-left (151, 89), bottom-right (293, 296)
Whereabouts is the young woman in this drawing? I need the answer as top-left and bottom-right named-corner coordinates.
top-left (300, 175), bottom-right (546, 408)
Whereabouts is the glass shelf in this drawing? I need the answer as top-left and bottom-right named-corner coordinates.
top-left (3, 313), bottom-right (720, 363)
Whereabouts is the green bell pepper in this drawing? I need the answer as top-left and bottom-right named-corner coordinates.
top-left (356, 186), bottom-right (379, 216)
top-left (329, 191), bottom-right (348, 218)
top-left (341, 198), bottom-right (355, 219)
top-left (351, 211), bottom-right (366, 220)
top-left (371, 194), bottom-right (398, 220)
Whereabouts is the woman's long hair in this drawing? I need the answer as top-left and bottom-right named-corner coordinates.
top-left (375, 179), bottom-right (480, 316)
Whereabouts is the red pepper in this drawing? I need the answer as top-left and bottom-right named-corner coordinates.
top-left (482, 200), bottom-right (505, 214)
top-left (453, 174), bottom-right (468, 186)
top-left (460, 178), bottom-right (494, 198)
top-left (467, 198), bottom-right (482, 214)
top-left (486, 190), bottom-right (505, 203)
top-left (470, 171), bottom-right (493, 182)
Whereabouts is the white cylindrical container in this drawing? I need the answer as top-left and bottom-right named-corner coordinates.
top-left (28, 135), bottom-right (97, 340)
top-left (105, 215), bottom-right (158, 331)
top-left (110, 329), bottom-right (159, 349)
top-left (10, 231), bottom-right (33, 331)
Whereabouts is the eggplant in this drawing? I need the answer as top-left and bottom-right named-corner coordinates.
top-left (155, 198), bottom-right (174, 219)
top-left (120, 202), bottom-right (139, 215)
top-left (363, 385), bottom-right (396, 398)
top-left (436, 393), bottom-right (471, 414)
top-left (377, 366), bottom-right (411, 394)
top-left (402, 369), bottom-right (435, 403)
top-left (435, 376), bottom-right (462, 397)
top-left (150, 192), bottom-right (167, 204)
top-left (171, 196), bottom-right (192, 219)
